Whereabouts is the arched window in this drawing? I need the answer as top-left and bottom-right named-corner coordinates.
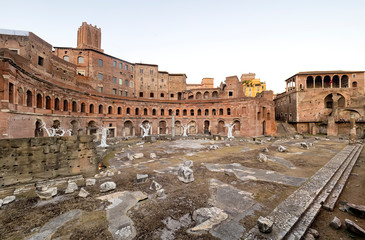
top-left (63, 55), bottom-right (69, 62)
top-left (190, 109), bottom-right (194, 116)
top-left (45, 96), bottom-right (51, 109)
top-left (196, 92), bottom-right (202, 99)
top-left (54, 98), bottom-right (60, 110)
top-left (144, 108), bottom-right (148, 115)
top-left (197, 109), bottom-right (202, 116)
top-left (352, 81), bottom-right (357, 87)
top-left (332, 75), bottom-right (340, 88)
top-left (212, 91), bottom-right (218, 98)
top-left (72, 101), bottom-right (77, 112)
top-left (118, 107), bottom-right (122, 115)
top-left (212, 109), bottom-right (216, 115)
top-left (81, 103), bottom-right (85, 112)
top-left (306, 76), bottom-right (314, 88)
top-left (227, 108), bottom-right (231, 115)
top-left (205, 109), bottom-right (209, 116)
top-left (89, 104), bottom-right (94, 113)
top-left (338, 95), bottom-right (345, 107)
top-left (108, 106), bottom-right (113, 114)
top-left (99, 104), bottom-right (103, 114)
top-left (341, 75), bottom-right (349, 88)
top-left (77, 56), bottom-right (84, 63)
top-left (161, 109), bottom-right (165, 116)
top-left (176, 109), bottom-right (180, 116)
top-left (324, 94), bottom-right (333, 108)
top-left (126, 107), bottom-right (131, 114)
top-left (315, 76), bottom-right (322, 88)
top-left (63, 100), bottom-right (68, 111)
top-left (36, 94), bottom-right (42, 108)
top-left (183, 109), bottom-right (187, 116)
top-left (169, 109), bottom-right (173, 116)
top-left (324, 75), bottom-right (331, 88)
top-left (135, 108), bottom-right (139, 115)
top-left (219, 108), bottom-right (223, 115)
top-left (26, 90), bottom-right (33, 107)
top-left (152, 109), bottom-right (156, 116)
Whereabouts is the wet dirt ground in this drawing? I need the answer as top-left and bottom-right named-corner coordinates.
top-left (0, 136), bottom-right (363, 240)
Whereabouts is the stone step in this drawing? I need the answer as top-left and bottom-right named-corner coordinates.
top-left (322, 144), bottom-right (364, 211)
top-left (284, 144), bottom-right (362, 240)
top-left (244, 145), bottom-right (357, 240)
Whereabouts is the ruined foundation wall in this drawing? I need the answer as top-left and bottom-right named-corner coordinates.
top-left (0, 135), bottom-right (97, 187)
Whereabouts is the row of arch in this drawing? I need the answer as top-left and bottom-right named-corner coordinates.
top-left (186, 90), bottom-right (219, 100)
top-left (305, 75), bottom-right (355, 89)
top-left (20, 90), bottom-right (236, 116)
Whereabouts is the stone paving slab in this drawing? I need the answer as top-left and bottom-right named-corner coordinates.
top-left (27, 209), bottom-right (82, 240)
top-left (244, 145), bottom-right (356, 240)
top-left (204, 163), bottom-right (307, 187)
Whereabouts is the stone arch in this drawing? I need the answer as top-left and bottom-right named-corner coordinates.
top-left (315, 76), bottom-right (322, 88)
top-left (124, 120), bottom-right (134, 136)
top-left (188, 121), bottom-right (196, 134)
top-left (159, 120), bottom-right (167, 134)
top-left (219, 108), bottom-right (224, 115)
top-left (218, 120), bottom-right (225, 134)
top-left (144, 108), bottom-right (148, 115)
top-left (26, 90), bottom-right (33, 107)
top-left (70, 120), bottom-right (80, 135)
top-left (168, 109), bottom-right (173, 116)
top-left (212, 91), bottom-right (218, 98)
top-left (190, 109), bottom-right (194, 116)
top-left (212, 109), bottom-right (217, 115)
top-left (89, 104), bottom-right (94, 113)
top-left (196, 92), bottom-right (202, 99)
top-left (152, 109), bottom-right (157, 116)
top-left (197, 109), bottom-right (202, 116)
top-left (52, 120), bottom-right (61, 129)
top-left (160, 109), bottom-right (165, 116)
top-left (126, 107), bottom-right (131, 114)
top-left (332, 75), bottom-right (340, 88)
top-left (203, 91), bottom-right (209, 99)
top-left (35, 119), bottom-right (44, 137)
top-left (341, 75), bottom-right (349, 88)
top-left (45, 96), bottom-right (51, 109)
top-left (36, 93), bottom-right (42, 108)
top-left (81, 102), bottom-right (86, 112)
top-left (175, 120), bottom-right (182, 135)
top-left (205, 109), bottom-right (209, 116)
top-left (204, 120), bottom-right (210, 134)
top-left (324, 94), bottom-right (333, 108)
top-left (324, 75), bottom-right (331, 88)
top-left (135, 108), bottom-right (139, 115)
top-left (108, 106), bottom-right (113, 114)
top-left (338, 94), bottom-right (345, 107)
top-left (183, 109), bottom-right (187, 116)
top-left (55, 98), bottom-right (60, 110)
top-left (306, 76), bottom-right (314, 88)
top-left (98, 104), bottom-right (103, 114)
top-left (188, 93), bottom-right (194, 99)
top-left (233, 119), bottom-right (241, 135)
top-left (88, 120), bottom-right (97, 135)
top-left (352, 81), bottom-right (357, 87)
top-left (118, 107), bottom-right (122, 115)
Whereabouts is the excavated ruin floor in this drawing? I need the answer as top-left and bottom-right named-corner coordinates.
top-left (0, 136), bottom-right (364, 240)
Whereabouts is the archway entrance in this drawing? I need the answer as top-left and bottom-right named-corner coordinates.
top-left (262, 120), bottom-right (266, 135)
top-left (175, 121), bottom-right (182, 135)
top-left (35, 120), bottom-right (44, 137)
top-left (159, 121), bottom-right (167, 134)
top-left (124, 121), bottom-right (133, 136)
top-left (204, 120), bottom-right (210, 134)
top-left (87, 121), bottom-right (97, 135)
top-left (188, 121), bottom-right (196, 134)
top-left (218, 120), bottom-right (225, 134)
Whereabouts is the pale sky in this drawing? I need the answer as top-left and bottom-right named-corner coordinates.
top-left (2, 0), bottom-right (365, 93)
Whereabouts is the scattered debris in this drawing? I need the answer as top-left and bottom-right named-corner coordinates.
top-left (344, 202), bottom-right (365, 218)
top-left (85, 178), bottom-right (96, 186)
top-left (277, 145), bottom-right (288, 152)
top-left (65, 181), bottom-right (78, 194)
top-left (133, 153), bottom-right (144, 159)
top-left (257, 153), bottom-right (268, 163)
top-left (177, 165), bottom-right (194, 183)
top-left (78, 188), bottom-right (89, 198)
top-left (36, 187), bottom-right (57, 200)
top-left (345, 219), bottom-right (365, 237)
top-left (150, 180), bottom-right (162, 191)
top-left (188, 207), bottom-right (228, 235)
top-left (2, 195), bottom-right (16, 205)
top-left (300, 142), bottom-right (310, 149)
top-left (262, 147), bottom-right (269, 153)
top-left (330, 216), bottom-right (342, 229)
top-left (257, 216), bottom-right (273, 233)
top-left (136, 174), bottom-right (149, 183)
top-left (100, 181), bottom-right (116, 193)
top-left (150, 153), bottom-right (157, 159)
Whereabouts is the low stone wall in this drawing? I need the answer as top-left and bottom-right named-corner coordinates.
top-left (0, 135), bottom-right (97, 187)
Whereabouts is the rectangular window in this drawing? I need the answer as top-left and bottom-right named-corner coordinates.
top-left (119, 90), bottom-right (123, 95)
top-left (170, 94), bottom-right (174, 98)
top-left (119, 78), bottom-right (123, 85)
top-left (38, 56), bottom-right (44, 66)
top-left (229, 91), bottom-right (233, 96)
top-left (130, 81), bottom-right (133, 87)
top-left (98, 87), bottom-right (103, 93)
top-left (131, 66), bottom-right (134, 72)
top-left (125, 91), bottom-right (128, 96)
top-left (113, 88), bottom-right (117, 94)
top-left (113, 61), bottom-right (117, 67)
top-left (98, 73), bottom-right (103, 80)
top-left (139, 92), bottom-right (143, 97)
top-left (125, 65), bottom-right (128, 70)
top-left (150, 69), bottom-right (153, 75)
top-left (77, 70), bottom-right (85, 76)
top-left (119, 63), bottom-right (122, 69)
top-left (113, 76), bottom-right (117, 84)
top-left (125, 80), bottom-right (128, 86)
top-left (98, 59), bottom-right (103, 67)
top-left (140, 68), bottom-right (143, 73)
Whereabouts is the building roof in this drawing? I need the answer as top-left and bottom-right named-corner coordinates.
top-left (284, 70), bottom-right (365, 82)
top-left (135, 63), bottom-right (158, 67)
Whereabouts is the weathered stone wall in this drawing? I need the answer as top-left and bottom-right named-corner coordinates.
top-left (0, 135), bottom-right (97, 187)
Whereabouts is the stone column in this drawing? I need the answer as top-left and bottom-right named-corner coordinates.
top-left (349, 112), bottom-right (356, 144)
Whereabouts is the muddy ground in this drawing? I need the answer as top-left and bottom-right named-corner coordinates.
top-left (0, 136), bottom-right (363, 240)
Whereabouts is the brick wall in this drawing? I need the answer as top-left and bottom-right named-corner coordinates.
top-left (0, 135), bottom-right (97, 187)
